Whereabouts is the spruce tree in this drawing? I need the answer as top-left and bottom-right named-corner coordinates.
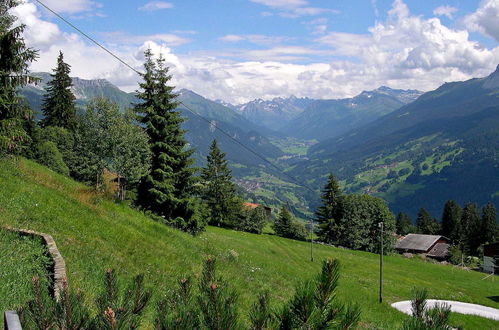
top-left (315, 173), bottom-right (342, 243)
top-left (416, 208), bottom-right (436, 234)
top-left (273, 206), bottom-right (293, 238)
top-left (481, 202), bottom-right (497, 245)
top-left (460, 202), bottom-right (482, 255)
top-left (396, 212), bottom-right (414, 235)
top-left (0, 0), bottom-right (38, 155)
top-left (441, 200), bottom-right (462, 242)
top-left (135, 49), bottom-right (196, 222)
top-left (41, 51), bottom-right (76, 130)
top-left (201, 139), bottom-right (241, 227)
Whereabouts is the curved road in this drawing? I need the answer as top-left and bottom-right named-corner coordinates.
top-left (391, 300), bottom-right (499, 321)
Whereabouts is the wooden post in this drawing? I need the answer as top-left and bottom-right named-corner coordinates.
top-left (379, 222), bottom-right (383, 304)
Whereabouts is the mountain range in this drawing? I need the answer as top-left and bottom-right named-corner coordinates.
top-left (20, 67), bottom-right (499, 219)
top-left (291, 65), bottom-right (499, 217)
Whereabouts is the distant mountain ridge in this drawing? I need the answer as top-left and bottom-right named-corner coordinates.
top-left (290, 66), bottom-right (499, 217)
top-left (280, 86), bottom-right (423, 141)
top-left (227, 95), bottom-right (314, 131)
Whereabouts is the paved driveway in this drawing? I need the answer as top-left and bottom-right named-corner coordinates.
top-left (391, 300), bottom-right (499, 321)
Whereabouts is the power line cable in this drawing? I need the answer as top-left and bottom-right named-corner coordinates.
top-left (32, 0), bottom-right (320, 197)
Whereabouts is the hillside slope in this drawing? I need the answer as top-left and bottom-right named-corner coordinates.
top-left (292, 67), bottom-right (499, 217)
top-left (0, 158), bottom-right (497, 328)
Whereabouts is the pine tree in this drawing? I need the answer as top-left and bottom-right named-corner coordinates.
top-left (273, 206), bottom-right (307, 240)
top-left (41, 51), bottom-right (76, 130)
top-left (396, 212), bottom-right (414, 235)
top-left (201, 139), bottom-right (241, 227)
top-left (481, 202), bottom-right (497, 245)
top-left (0, 0), bottom-right (38, 155)
top-left (273, 206), bottom-right (293, 238)
top-left (460, 202), bottom-right (482, 255)
top-left (315, 173), bottom-right (342, 243)
top-left (135, 49), bottom-right (196, 222)
top-left (416, 208), bottom-right (437, 235)
top-left (441, 200), bottom-right (462, 242)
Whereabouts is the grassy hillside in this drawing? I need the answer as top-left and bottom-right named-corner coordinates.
top-left (0, 230), bottom-right (51, 324)
top-left (0, 158), bottom-right (498, 329)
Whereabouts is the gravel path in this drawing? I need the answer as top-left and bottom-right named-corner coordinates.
top-left (391, 300), bottom-right (499, 321)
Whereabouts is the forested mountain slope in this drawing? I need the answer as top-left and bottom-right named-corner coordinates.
top-left (291, 66), bottom-right (499, 217)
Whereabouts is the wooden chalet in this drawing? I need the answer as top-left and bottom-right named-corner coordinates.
top-left (395, 234), bottom-right (450, 260)
top-left (483, 242), bottom-right (499, 274)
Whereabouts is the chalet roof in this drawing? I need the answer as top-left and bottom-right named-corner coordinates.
top-left (242, 202), bottom-right (272, 212)
top-left (426, 243), bottom-right (449, 259)
top-left (243, 202), bottom-right (260, 209)
top-left (395, 234), bottom-right (447, 252)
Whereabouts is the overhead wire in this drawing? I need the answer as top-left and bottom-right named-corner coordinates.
top-left (32, 0), bottom-right (320, 197)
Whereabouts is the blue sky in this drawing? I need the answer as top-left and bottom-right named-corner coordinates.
top-left (13, 0), bottom-right (499, 103)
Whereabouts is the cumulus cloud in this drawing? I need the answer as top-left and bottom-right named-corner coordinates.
top-left (14, 0), bottom-right (499, 104)
top-left (138, 1), bottom-right (173, 11)
top-left (433, 5), bottom-right (458, 19)
top-left (463, 0), bottom-right (499, 42)
top-left (316, 0), bottom-right (499, 93)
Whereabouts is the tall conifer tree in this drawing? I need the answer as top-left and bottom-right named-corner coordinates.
top-left (460, 202), bottom-right (482, 255)
top-left (416, 208), bottom-right (437, 234)
top-left (201, 139), bottom-right (240, 227)
top-left (135, 49), bottom-right (196, 221)
top-left (396, 212), bottom-right (414, 235)
top-left (441, 200), bottom-right (461, 242)
top-left (41, 51), bottom-right (76, 129)
top-left (481, 202), bottom-right (497, 245)
top-left (315, 173), bottom-right (342, 243)
top-left (0, 0), bottom-right (38, 154)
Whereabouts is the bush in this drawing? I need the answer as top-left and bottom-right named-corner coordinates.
top-left (237, 206), bottom-right (268, 234)
top-left (273, 206), bottom-right (308, 241)
top-left (36, 141), bottom-right (69, 176)
top-left (20, 270), bottom-right (151, 329)
top-left (400, 288), bottom-right (452, 330)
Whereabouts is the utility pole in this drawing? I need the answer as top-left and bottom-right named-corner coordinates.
top-left (379, 221), bottom-right (383, 303)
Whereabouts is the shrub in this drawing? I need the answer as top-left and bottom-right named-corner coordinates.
top-left (36, 141), bottom-right (69, 176)
top-left (237, 205), bottom-right (268, 234)
top-left (401, 288), bottom-right (452, 330)
top-left (273, 206), bottom-right (308, 241)
top-left (20, 270), bottom-right (151, 329)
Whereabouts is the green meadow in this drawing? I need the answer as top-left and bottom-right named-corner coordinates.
top-left (0, 157), bottom-right (497, 329)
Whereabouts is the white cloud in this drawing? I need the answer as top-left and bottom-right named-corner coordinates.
top-left (315, 0), bottom-right (499, 94)
top-left (433, 5), bottom-right (458, 19)
top-left (463, 0), bottom-right (499, 42)
top-left (13, 0), bottom-right (499, 105)
top-left (11, 2), bottom-right (60, 47)
top-left (101, 32), bottom-right (191, 47)
top-left (138, 1), bottom-right (173, 11)
top-left (250, 0), bottom-right (338, 17)
top-left (218, 34), bottom-right (289, 46)
top-left (250, 0), bottom-right (307, 10)
top-left (40, 0), bottom-right (102, 14)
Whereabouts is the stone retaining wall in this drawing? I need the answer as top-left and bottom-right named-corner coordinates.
top-left (2, 227), bottom-right (67, 301)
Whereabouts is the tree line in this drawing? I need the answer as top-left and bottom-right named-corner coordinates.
top-left (396, 200), bottom-right (498, 258)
